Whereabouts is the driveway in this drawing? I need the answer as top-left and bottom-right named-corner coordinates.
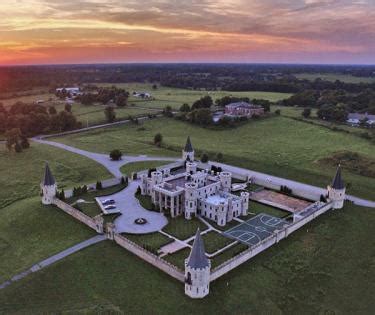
top-left (100, 180), bottom-right (169, 234)
top-left (33, 138), bottom-right (180, 178)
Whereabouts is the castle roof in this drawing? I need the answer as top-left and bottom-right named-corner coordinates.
top-left (184, 136), bottom-right (194, 152)
top-left (43, 162), bottom-right (56, 186)
top-left (332, 165), bottom-right (344, 190)
top-left (187, 229), bottom-right (209, 269)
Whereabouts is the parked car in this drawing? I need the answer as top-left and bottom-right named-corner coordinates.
top-left (104, 205), bottom-right (116, 210)
top-left (102, 199), bottom-right (115, 205)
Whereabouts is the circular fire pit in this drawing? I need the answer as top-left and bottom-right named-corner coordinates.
top-left (134, 218), bottom-right (148, 225)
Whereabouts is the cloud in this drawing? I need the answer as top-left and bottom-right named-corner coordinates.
top-left (0, 0), bottom-right (373, 64)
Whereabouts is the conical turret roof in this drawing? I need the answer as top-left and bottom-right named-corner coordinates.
top-left (184, 136), bottom-right (193, 152)
top-left (43, 162), bottom-right (56, 186)
top-left (332, 164), bottom-right (344, 190)
top-left (187, 229), bottom-right (209, 269)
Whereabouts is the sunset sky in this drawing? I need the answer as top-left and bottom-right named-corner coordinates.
top-left (0, 0), bottom-right (374, 65)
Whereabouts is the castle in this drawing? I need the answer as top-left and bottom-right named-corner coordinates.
top-left (140, 137), bottom-right (250, 227)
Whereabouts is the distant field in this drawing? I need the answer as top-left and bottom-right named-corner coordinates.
top-left (98, 82), bottom-right (293, 109)
top-left (295, 73), bottom-right (375, 83)
top-left (51, 116), bottom-right (375, 200)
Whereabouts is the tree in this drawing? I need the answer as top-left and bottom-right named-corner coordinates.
top-left (20, 135), bottom-right (30, 149)
top-left (180, 103), bottom-right (191, 112)
top-left (163, 106), bottom-right (173, 117)
top-left (152, 84), bottom-right (158, 90)
top-left (110, 149), bottom-right (122, 161)
top-left (64, 103), bottom-right (72, 113)
top-left (191, 96), bottom-right (213, 110)
top-left (48, 106), bottom-right (57, 115)
top-left (104, 106), bottom-right (116, 123)
top-left (14, 142), bottom-right (23, 153)
top-left (201, 153), bottom-right (209, 163)
top-left (154, 133), bottom-right (163, 146)
top-left (190, 108), bottom-right (212, 125)
top-left (275, 109), bottom-right (281, 115)
top-left (302, 108), bottom-right (311, 118)
top-left (115, 94), bottom-right (128, 107)
top-left (5, 128), bottom-right (21, 151)
top-left (96, 181), bottom-right (103, 190)
top-left (215, 152), bottom-right (223, 162)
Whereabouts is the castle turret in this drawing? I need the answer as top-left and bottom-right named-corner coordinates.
top-left (182, 136), bottom-right (195, 161)
top-left (217, 202), bottom-right (227, 227)
top-left (186, 161), bottom-right (197, 175)
top-left (219, 171), bottom-right (232, 193)
top-left (241, 191), bottom-right (250, 216)
top-left (40, 162), bottom-right (57, 205)
top-left (327, 165), bottom-right (346, 209)
top-left (185, 229), bottom-right (211, 298)
top-left (140, 174), bottom-right (148, 195)
top-left (184, 182), bottom-right (198, 219)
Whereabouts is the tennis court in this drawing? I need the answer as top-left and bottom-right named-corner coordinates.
top-left (224, 213), bottom-right (288, 246)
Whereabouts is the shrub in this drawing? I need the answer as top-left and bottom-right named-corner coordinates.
top-left (215, 152), bottom-right (223, 162)
top-left (275, 109), bottom-right (281, 115)
top-left (154, 133), bottom-right (163, 146)
top-left (201, 153), bottom-right (209, 163)
top-left (302, 108), bottom-right (311, 118)
top-left (110, 149), bottom-right (123, 161)
top-left (96, 181), bottom-right (103, 190)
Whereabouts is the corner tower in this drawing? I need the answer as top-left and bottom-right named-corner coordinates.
top-left (40, 162), bottom-right (57, 205)
top-left (185, 229), bottom-right (211, 298)
top-left (327, 165), bottom-right (346, 209)
top-left (182, 136), bottom-right (195, 161)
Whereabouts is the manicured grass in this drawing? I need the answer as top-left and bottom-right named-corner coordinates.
top-left (120, 160), bottom-right (173, 176)
top-left (162, 216), bottom-right (208, 240)
top-left (2, 203), bottom-right (372, 314)
top-left (200, 231), bottom-right (235, 254)
top-left (135, 193), bottom-right (154, 211)
top-left (51, 117), bottom-right (375, 200)
top-left (0, 143), bottom-right (111, 210)
top-left (211, 243), bottom-right (249, 268)
top-left (295, 73), bottom-right (375, 83)
top-left (0, 197), bottom-right (95, 283)
top-left (163, 247), bottom-right (190, 270)
top-left (67, 184), bottom-right (127, 217)
top-left (124, 232), bottom-right (172, 252)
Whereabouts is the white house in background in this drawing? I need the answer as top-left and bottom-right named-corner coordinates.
top-left (347, 113), bottom-right (375, 126)
top-left (56, 87), bottom-right (81, 96)
top-left (133, 91), bottom-right (152, 99)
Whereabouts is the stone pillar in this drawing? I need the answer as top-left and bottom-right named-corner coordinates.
top-left (94, 215), bottom-right (104, 234)
top-left (171, 196), bottom-right (175, 217)
top-left (106, 223), bottom-right (115, 240)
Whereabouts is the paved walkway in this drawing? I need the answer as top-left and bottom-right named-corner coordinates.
top-left (33, 138), bottom-right (180, 178)
top-left (109, 180), bottom-right (169, 234)
top-left (0, 235), bottom-right (106, 290)
top-left (210, 161), bottom-right (375, 208)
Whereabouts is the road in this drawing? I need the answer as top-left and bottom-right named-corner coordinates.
top-left (33, 138), bottom-right (375, 208)
top-left (0, 235), bottom-right (106, 290)
top-left (104, 180), bottom-right (168, 234)
top-left (210, 161), bottom-right (375, 208)
top-left (33, 138), bottom-right (180, 178)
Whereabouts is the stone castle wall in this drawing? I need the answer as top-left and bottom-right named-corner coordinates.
top-left (210, 202), bottom-right (333, 281)
top-left (113, 234), bottom-right (185, 282)
top-left (53, 198), bottom-right (102, 232)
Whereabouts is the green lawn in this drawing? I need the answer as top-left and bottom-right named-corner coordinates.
top-left (162, 216), bottom-right (208, 240)
top-left (249, 202), bottom-right (290, 218)
top-left (52, 116), bottom-right (375, 200)
top-left (1, 203), bottom-right (373, 314)
top-left (120, 160), bottom-right (173, 176)
top-left (200, 231), bottom-right (235, 254)
top-left (211, 243), bottom-right (249, 268)
top-left (124, 232), bottom-right (172, 252)
top-left (67, 184), bottom-right (127, 217)
top-left (163, 247), bottom-right (190, 270)
top-left (0, 197), bottom-right (95, 283)
top-left (0, 142), bottom-right (111, 210)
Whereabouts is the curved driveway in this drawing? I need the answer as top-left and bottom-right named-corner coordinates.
top-left (107, 180), bottom-right (168, 234)
top-left (33, 138), bottom-right (180, 178)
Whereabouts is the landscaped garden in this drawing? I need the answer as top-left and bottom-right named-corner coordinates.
top-left (162, 216), bottom-right (208, 240)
